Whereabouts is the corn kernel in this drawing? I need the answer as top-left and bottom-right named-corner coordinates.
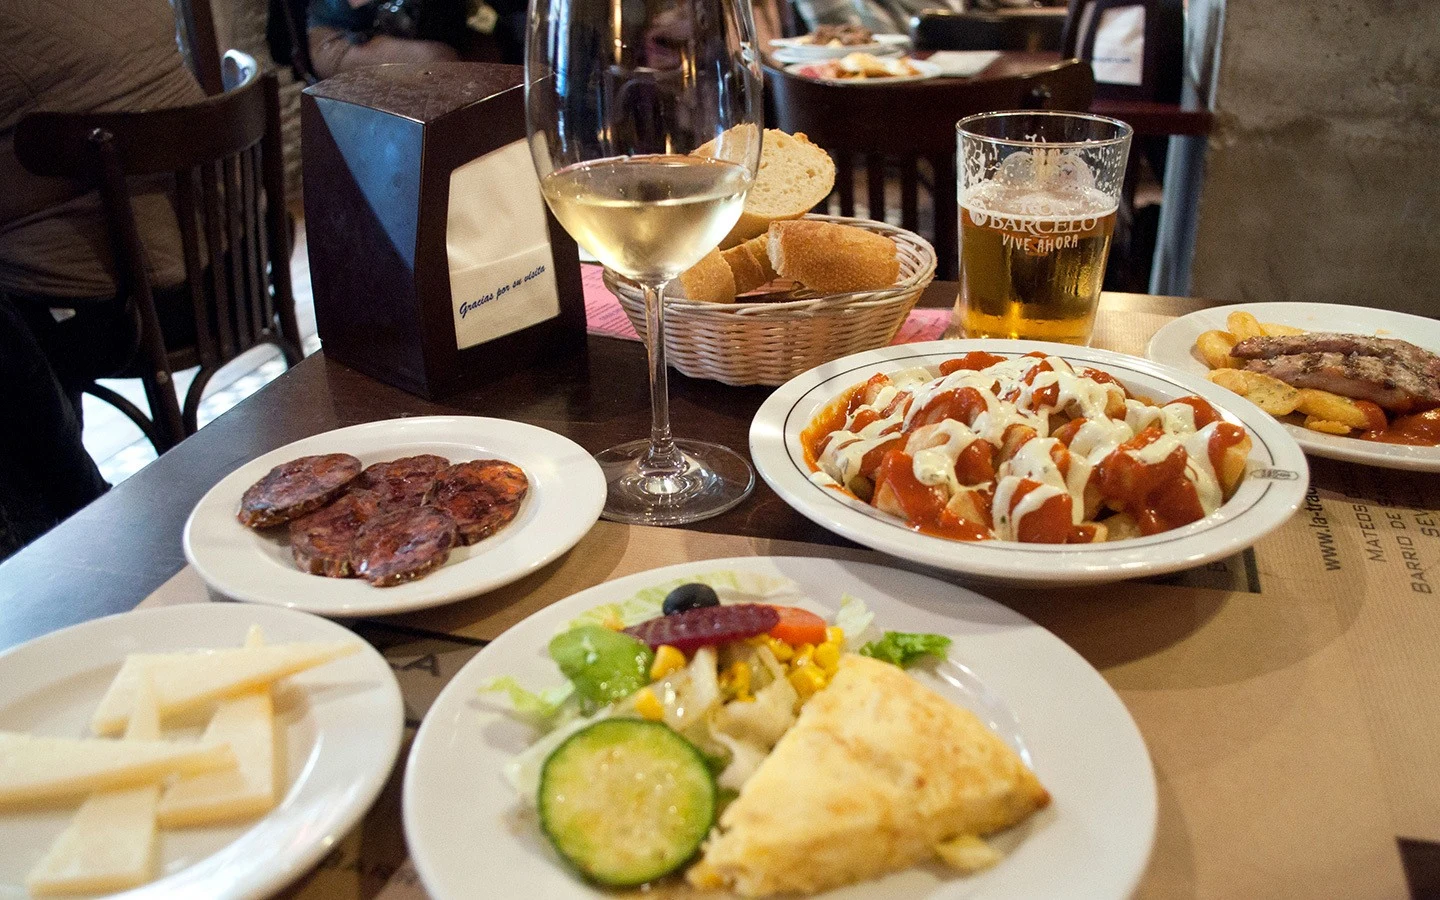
top-left (650, 645), bottom-right (686, 681)
top-left (788, 664), bottom-right (827, 700)
top-left (633, 687), bottom-right (664, 720)
top-left (720, 660), bottom-right (752, 700)
top-left (792, 643), bottom-right (815, 669)
top-left (813, 641), bottom-right (841, 671)
top-left (826, 626), bottom-right (845, 645)
top-left (765, 636), bottom-right (794, 662)
top-left (601, 615), bottom-right (625, 631)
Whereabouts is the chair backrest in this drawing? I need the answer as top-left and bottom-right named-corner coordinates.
top-left (14, 61), bottom-right (298, 376)
top-left (765, 59), bottom-right (1094, 278)
top-left (910, 9), bottom-right (1068, 52)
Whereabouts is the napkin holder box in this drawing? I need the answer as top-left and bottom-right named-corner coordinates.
top-left (301, 63), bottom-right (586, 399)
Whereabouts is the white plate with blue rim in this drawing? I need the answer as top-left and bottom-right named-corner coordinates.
top-left (1147, 301), bottom-right (1440, 471)
top-left (403, 556), bottom-right (1157, 899)
top-left (0, 602), bottom-right (402, 900)
top-left (749, 340), bottom-right (1309, 586)
top-left (184, 416), bottom-right (606, 617)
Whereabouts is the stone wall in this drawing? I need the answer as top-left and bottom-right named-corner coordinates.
top-left (1186, 0), bottom-right (1440, 316)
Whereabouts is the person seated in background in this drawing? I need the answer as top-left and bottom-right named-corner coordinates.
top-left (0, 0), bottom-right (204, 552)
top-left (306, 0), bottom-right (527, 79)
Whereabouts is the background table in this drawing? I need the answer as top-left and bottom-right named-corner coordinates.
top-left (2, 285), bottom-right (1438, 899)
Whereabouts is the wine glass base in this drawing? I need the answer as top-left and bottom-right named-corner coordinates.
top-left (595, 439), bottom-right (755, 526)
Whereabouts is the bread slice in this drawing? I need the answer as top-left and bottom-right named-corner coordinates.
top-left (676, 248), bottom-right (736, 304)
top-left (721, 235), bottom-right (779, 295)
top-left (687, 654), bottom-right (1050, 896)
top-left (768, 220), bottom-right (899, 294)
top-left (695, 129), bottom-right (835, 248)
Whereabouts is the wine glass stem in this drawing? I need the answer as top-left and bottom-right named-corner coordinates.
top-left (641, 280), bottom-right (683, 474)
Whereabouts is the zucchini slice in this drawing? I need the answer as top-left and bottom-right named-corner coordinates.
top-left (539, 718), bottom-right (716, 887)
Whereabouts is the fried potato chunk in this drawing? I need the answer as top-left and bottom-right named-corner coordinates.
top-left (1196, 329), bottom-right (1240, 369)
top-left (1225, 311), bottom-right (1267, 341)
top-left (1260, 321), bottom-right (1307, 337)
top-left (1303, 416), bottom-right (1353, 435)
top-left (1206, 369), bottom-right (1301, 415)
top-left (1294, 389), bottom-right (1372, 429)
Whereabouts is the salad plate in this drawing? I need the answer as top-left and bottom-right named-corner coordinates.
top-left (750, 340), bottom-right (1309, 586)
top-left (403, 556), bottom-right (1156, 899)
top-left (1147, 301), bottom-right (1440, 471)
top-left (768, 33), bottom-right (909, 59)
top-left (184, 416), bottom-right (606, 616)
top-left (0, 602), bottom-right (403, 900)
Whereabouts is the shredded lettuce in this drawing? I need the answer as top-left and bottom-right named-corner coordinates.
top-left (477, 676), bottom-right (575, 727)
top-left (834, 594), bottom-right (877, 651)
top-left (858, 631), bottom-right (952, 668)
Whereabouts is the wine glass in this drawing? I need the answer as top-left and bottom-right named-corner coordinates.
top-left (525, 0), bottom-right (763, 525)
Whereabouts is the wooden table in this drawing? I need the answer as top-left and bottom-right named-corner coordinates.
top-left (3, 285), bottom-right (1438, 899)
top-left (0, 285), bottom-right (1182, 651)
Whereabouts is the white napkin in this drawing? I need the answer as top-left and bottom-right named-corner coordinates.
top-left (445, 139), bottom-right (561, 352)
top-left (924, 50), bottom-right (1002, 77)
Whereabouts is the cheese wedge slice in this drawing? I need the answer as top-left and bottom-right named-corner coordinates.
top-left (90, 641), bottom-right (356, 736)
top-left (158, 626), bottom-right (277, 827)
top-left (0, 733), bottom-right (234, 807)
top-left (688, 654), bottom-right (1051, 897)
top-left (27, 677), bottom-right (164, 894)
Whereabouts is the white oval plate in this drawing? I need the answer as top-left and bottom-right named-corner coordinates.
top-left (750, 340), bottom-right (1309, 586)
top-left (184, 416), bottom-right (606, 617)
top-left (1147, 301), bottom-right (1440, 471)
top-left (769, 32), bottom-right (910, 59)
top-left (403, 556), bottom-right (1156, 900)
top-left (786, 58), bottom-right (942, 84)
top-left (0, 603), bottom-right (402, 900)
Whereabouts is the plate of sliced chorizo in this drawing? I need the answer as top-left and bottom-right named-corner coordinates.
top-left (185, 416), bottom-right (605, 615)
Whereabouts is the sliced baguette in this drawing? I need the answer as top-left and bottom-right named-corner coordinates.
top-left (721, 235), bottom-right (779, 295)
top-left (676, 248), bottom-right (737, 304)
top-left (694, 129), bottom-right (835, 248)
top-left (768, 220), bottom-right (899, 294)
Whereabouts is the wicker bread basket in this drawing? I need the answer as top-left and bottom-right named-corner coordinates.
top-left (603, 215), bottom-right (937, 386)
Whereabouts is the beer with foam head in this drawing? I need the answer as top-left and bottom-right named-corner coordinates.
top-left (952, 112), bottom-right (1131, 345)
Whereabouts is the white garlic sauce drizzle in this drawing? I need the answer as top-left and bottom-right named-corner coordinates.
top-left (813, 356), bottom-right (1227, 537)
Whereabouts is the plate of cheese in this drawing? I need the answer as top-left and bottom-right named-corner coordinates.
top-left (0, 603), bottom-right (403, 899)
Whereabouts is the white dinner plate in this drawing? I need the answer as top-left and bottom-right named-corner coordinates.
top-left (749, 340), bottom-right (1309, 586)
top-left (786, 58), bottom-right (942, 84)
top-left (768, 32), bottom-right (910, 59)
top-left (0, 603), bottom-right (403, 900)
top-left (184, 416), bottom-right (606, 617)
top-left (1147, 301), bottom-right (1440, 471)
top-left (403, 556), bottom-right (1157, 900)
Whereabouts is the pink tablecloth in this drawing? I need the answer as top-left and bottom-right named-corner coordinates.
top-left (580, 264), bottom-right (950, 344)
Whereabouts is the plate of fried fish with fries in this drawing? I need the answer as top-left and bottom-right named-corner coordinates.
top-left (1148, 302), bottom-right (1440, 471)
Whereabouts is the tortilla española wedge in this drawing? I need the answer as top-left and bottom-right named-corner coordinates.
top-left (687, 653), bottom-right (1050, 896)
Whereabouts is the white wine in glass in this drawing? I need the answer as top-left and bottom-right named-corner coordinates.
top-left (526, 0), bottom-right (763, 525)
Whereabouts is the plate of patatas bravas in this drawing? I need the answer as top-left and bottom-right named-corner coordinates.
top-left (0, 603), bottom-right (402, 899)
top-left (1148, 301), bottom-right (1440, 471)
top-left (750, 340), bottom-right (1308, 586)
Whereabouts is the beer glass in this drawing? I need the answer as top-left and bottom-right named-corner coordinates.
top-left (526, 0), bottom-right (763, 525)
top-left (953, 111), bottom-right (1132, 344)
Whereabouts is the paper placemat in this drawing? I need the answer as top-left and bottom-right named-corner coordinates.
top-left (137, 483), bottom-right (1440, 899)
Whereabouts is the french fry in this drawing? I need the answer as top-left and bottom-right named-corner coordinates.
top-left (1295, 389), bottom-right (1371, 429)
top-left (1225, 311), bottom-right (1266, 341)
top-left (1260, 322), bottom-right (1307, 337)
top-left (1206, 369), bottom-right (1301, 415)
top-left (1304, 416), bottom-right (1353, 435)
top-left (1196, 329), bottom-right (1240, 369)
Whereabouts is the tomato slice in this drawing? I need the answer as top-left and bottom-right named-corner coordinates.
top-left (768, 606), bottom-right (829, 646)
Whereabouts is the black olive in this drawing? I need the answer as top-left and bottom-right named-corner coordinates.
top-left (663, 583), bottom-right (720, 615)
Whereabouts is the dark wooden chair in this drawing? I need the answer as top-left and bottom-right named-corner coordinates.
top-left (910, 9), bottom-right (1069, 53)
top-left (764, 59), bottom-right (1094, 279)
top-left (13, 52), bottom-right (302, 453)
